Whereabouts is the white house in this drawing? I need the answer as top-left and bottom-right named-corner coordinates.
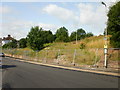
top-left (2, 35), bottom-right (14, 46)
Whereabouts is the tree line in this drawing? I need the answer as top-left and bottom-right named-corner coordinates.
top-left (2, 26), bottom-right (93, 51)
top-left (107, 1), bottom-right (120, 48)
top-left (3, 1), bottom-right (120, 50)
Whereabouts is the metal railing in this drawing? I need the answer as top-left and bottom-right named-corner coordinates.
top-left (2, 48), bottom-right (120, 69)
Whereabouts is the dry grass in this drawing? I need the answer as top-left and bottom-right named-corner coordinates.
top-left (3, 35), bottom-right (119, 66)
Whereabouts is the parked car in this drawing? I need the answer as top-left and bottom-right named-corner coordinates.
top-left (0, 53), bottom-right (5, 57)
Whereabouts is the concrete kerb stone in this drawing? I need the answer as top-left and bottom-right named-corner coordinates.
top-left (6, 56), bottom-right (120, 77)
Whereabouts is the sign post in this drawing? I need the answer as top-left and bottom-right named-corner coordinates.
top-left (101, 2), bottom-right (108, 68)
top-left (104, 45), bottom-right (108, 68)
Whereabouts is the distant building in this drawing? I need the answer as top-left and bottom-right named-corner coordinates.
top-left (2, 35), bottom-right (14, 46)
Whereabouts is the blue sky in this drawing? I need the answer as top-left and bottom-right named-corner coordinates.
top-left (0, 1), bottom-right (116, 40)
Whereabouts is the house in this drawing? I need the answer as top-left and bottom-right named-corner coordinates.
top-left (2, 35), bottom-right (14, 46)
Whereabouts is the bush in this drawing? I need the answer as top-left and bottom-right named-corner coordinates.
top-left (2, 39), bottom-right (17, 49)
top-left (19, 38), bottom-right (27, 48)
top-left (80, 43), bottom-right (86, 49)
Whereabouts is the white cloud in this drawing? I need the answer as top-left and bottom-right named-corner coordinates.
top-left (77, 2), bottom-right (117, 35)
top-left (5, 0), bottom-right (42, 1)
top-left (42, 3), bottom-right (117, 35)
top-left (1, 2), bottom-right (117, 39)
top-left (78, 3), bottom-right (107, 25)
top-left (43, 4), bottom-right (79, 24)
top-left (1, 0), bottom-right (117, 2)
top-left (42, 3), bottom-right (113, 26)
top-left (1, 21), bottom-right (33, 40)
top-left (0, 6), bottom-right (12, 14)
top-left (1, 21), bottom-right (59, 40)
top-left (38, 23), bottom-right (59, 33)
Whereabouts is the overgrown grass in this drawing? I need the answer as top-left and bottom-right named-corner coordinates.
top-left (3, 35), bottom-right (119, 66)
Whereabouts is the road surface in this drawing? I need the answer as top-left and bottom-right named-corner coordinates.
top-left (2, 57), bottom-right (119, 88)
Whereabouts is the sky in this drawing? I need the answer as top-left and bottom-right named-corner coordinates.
top-left (0, 0), bottom-right (118, 40)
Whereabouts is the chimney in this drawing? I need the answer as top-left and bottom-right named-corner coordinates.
top-left (8, 35), bottom-right (11, 37)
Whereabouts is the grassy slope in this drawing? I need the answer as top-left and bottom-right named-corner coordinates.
top-left (4, 35), bottom-right (119, 66)
top-left (44, 35), bottom-right (111, 50)
top-left (40, 35), bottom-right (111, 65)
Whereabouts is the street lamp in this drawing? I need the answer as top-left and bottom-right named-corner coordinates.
top-left (101, 2), bottom-right (108, 68)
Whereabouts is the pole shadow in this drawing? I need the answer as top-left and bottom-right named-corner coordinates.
top-left (2, 65), bottom-right (16, 69)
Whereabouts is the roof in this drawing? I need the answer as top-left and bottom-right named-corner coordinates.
top-left (2, 35), bottom-right (14, 40)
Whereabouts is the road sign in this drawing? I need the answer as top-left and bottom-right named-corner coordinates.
top-left (104, 45), bottom-right (108, 48)
top-left (104, 48), bottom-right (108, 54)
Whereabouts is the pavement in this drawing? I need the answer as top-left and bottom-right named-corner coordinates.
top-left (1, 57), bottom-right (119, 88)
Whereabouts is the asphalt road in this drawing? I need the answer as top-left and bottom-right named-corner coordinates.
top-left (2, 57), bottom-right (119, 88)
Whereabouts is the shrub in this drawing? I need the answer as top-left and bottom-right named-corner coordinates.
top-left (80, 43), bottom-right (86, 49)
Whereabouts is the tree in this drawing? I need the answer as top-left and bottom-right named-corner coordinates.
top-left (70, 28), bottom-right (87, 41)
top-left (55, 27), bottom-right (69, 42)
top-left (77, 28), bottom-right (86, 40)
top-left (27, 26), bottom-right (55, 51)
top-left (70, 32), bottom-right (76, 41)
top-left (2, 44), bottom-right (9, 48)
top-left (86, 32), bottom-right (94, 37)
top-left (110, 31), bottom-right (120, 48)
top-left (27, 26), bottom-right (44, 50)
top-left (107, 1), bottom-right (120, 47)
top-left (42, 30), bottom-right (55, 43)
top-left (19, 38), bottom-right (27, 48)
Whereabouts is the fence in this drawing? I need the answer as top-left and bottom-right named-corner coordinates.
top-left (2, 48), bottom-right (120, 69)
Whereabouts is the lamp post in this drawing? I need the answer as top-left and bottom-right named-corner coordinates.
top-left (101, 2), bottom-right (108, 68)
